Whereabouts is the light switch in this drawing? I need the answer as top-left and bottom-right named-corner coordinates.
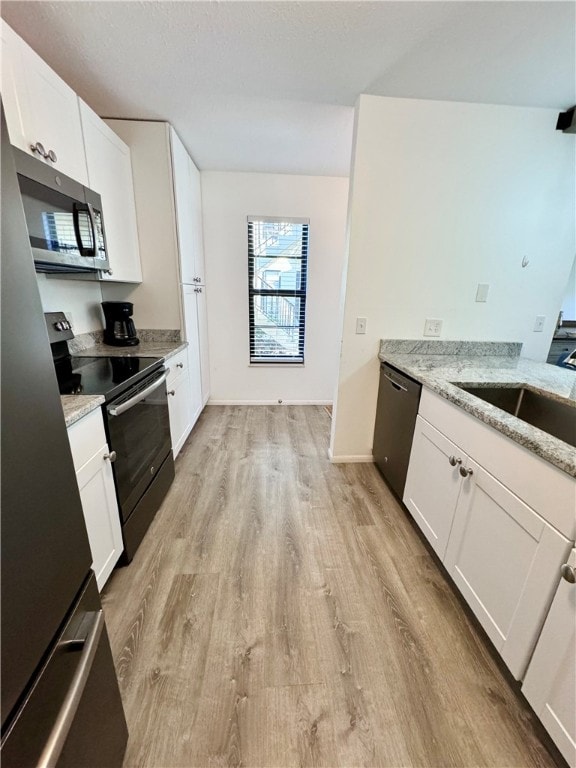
top-left (476, 283), bottom-right (490, 302)
top-left (533, 316), bottom-right (546, 332)
top-left (356, 317), bottom-right (367, 334)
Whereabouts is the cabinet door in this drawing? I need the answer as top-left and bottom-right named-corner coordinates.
top-left (167, 371), bottom-right (193, 458)
top-left (523, 548), bottom-right (576, 767)
top-left (196, 284), bottom-right (210, 404)
top-left (80, 101), bottom-right (142, 283)
top-left (75, 445), bottom-right (123, 591)
top-left (182, 285), bottom-right (204, 425)
top-left (1, 20), bottom-right (29, 153)
top-left (2, 22), bottom-right (88, 184)
top-left (444, 460), bottom-right (572, 679)
top-left (171, 128), bottom-right (205, 285)
top-left (403, 416), bottom-right (465, 560)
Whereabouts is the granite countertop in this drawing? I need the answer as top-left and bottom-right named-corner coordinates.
top-left (378, 341), bottom-right (576, 478)
top-left (61, 341), bottom-right (187, 427)
top-left (73, 340), bottom-right (187, 361)
top-left (62, 394), bottom-right (105, 427)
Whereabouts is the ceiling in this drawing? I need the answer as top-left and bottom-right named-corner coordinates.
top-left (2, 1), bottom-right (574, 176)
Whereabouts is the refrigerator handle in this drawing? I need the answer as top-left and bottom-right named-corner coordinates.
top-left (37, 611), bottom-right (105, 768)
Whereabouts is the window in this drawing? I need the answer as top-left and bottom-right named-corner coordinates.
top-left (248, 216), bottom-right (309, 364)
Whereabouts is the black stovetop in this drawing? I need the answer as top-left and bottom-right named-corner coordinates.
top-left (54, 355), bottom-right (162, 401)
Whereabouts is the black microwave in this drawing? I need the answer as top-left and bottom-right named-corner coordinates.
top-left (13, 146), bottom-right (110, 275)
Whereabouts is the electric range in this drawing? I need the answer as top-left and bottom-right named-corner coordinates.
top-left (45, 312), bottom-right (175, 563)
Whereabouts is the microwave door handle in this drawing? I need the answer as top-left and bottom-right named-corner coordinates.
top-left (85, 202), bottom-right (97, 258)
top-left (72, 202), bottom-right (95, 257)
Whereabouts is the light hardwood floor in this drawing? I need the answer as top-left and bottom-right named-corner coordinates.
top-left (102, 406), bottom-right (559, 768)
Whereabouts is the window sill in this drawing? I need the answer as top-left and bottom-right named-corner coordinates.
top-left (249, 363), bottom-right (305, 368)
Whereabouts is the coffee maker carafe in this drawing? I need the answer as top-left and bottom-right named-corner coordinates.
top-left (102, 301), bottom-right (139, 346)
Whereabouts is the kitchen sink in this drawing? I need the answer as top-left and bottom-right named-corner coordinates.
top-left (457, 385), bottom-right (576, 448)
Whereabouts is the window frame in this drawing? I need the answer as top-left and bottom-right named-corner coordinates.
top-left (247, 216), bottom-right (309, 365)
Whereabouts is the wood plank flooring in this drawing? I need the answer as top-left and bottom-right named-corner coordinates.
top-left (102, 405), bottom-right (558, 768)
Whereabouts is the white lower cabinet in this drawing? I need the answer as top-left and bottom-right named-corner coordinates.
top-left (183, 284), bottom-right (209, 419)
top-left (404, 393), bottom-right (573, 681)
top-left (166, 349), bottom-right (193, 458)
top-left (522, 548), bottom-right (576, 768)
top-left (444, 459), bottom-right (571, 679)
top-left (67, 409), bottom-right (123, 591)
top-left (403, 417), bottom-right (467, 560)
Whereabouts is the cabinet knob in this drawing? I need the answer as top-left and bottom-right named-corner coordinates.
top-left (193, 277), bottom-right (201, 283)
top-left (30, 141), bottom-right (47, 158)
top-left (194, 287), bottom-right (202, 294)
top-left (176, 362), bottom-right (184, 369)
top-left (459, 466), bottom-right (473, 478)
top-left (104, 450), bottom-right (117, 463)
top-left (560, 564), bottom-right (576, 584)
top-left (168, 390), bottom-right (176, 396)
top-left (46, 148), bottom-right (57, 163)
top-left (448, 456), bottom-right (462, 467)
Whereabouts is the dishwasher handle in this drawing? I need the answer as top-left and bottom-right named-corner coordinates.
top-left (382, 371), bottom-right (408, 392)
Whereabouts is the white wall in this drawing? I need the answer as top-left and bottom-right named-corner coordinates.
top-left (560, 257), bottom-right (576, 320)
top-left (202, 171), bottom-right (349, 403)
top-left (36, 275), bottom-right (103, 334)
top-left (331, 95), bottom-right (575, 461)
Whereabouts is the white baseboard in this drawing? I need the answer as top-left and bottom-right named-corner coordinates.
top-left (328, 448), bottom-right (374, 463)
top-left (208, 400), bottom-right (333, 406)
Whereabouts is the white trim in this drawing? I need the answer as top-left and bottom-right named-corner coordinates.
top-left (328, 448), bottom-right (374, 463)
top-left (208, 399), bottom-right (332, 406)
top-left (247, 215), bottom-right (310, 225)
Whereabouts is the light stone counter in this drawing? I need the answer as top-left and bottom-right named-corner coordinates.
top-left (378, 340), bottom-right (576, 477)
top-left (73, 341), bottom-right (187, 361)
top-left (61, 394), bottom-right (105, 427)
top-left (61, 337), bottom-right (187, 427)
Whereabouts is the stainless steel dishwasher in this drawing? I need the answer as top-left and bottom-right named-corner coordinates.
top-left (373, 362), bottom-right (422, 498)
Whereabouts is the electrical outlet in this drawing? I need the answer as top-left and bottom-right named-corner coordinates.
top-left (475, 283), bottom-right (490, 303)
top-left (355, 317), bottom-right (367, 334)
top-left (424, 318), bottom-right (443, 337)
top-left (533, 315), bottom-right (546, 332)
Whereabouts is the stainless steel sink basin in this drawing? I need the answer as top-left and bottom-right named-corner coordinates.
top-left (457, 386), bottom-right (576, 448)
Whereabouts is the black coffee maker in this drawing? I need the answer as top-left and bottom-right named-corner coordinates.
top-left (101, 301), bottom-right (139, 346)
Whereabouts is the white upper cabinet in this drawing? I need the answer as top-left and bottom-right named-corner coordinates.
top-left (170, 128), bottom-right (205, 285)
top-left (1, 20), bottom-right (88, 185)
top-left (80, 100), bottom-right (142, 283)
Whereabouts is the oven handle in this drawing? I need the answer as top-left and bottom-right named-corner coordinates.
top-left (107, 368), bottom-right (169, 417)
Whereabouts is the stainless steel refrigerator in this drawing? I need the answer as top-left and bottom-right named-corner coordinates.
top-left (1, 106), bottom-right (128, 766)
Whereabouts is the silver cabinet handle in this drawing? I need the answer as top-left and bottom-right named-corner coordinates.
top-left (47, 148), bottom-right (57, 163)
top-left (103, 450), bottom-right (117, 463)
top-left (194, 287), bottom-right (203, 293)
top-left (107, 369), bottom-right (168, 417)
top-left (168, 390), bottom-right (175, 396)
top-left (37, 611), bottom-right (105, 768)
top-left (193, 277), bottom-right (201, 283)
top-left (176, 362), bottom-right (184, 369)
top-left (459, 466), bottom-right (474, 478)
top-left (448, 456), bottom-right (462, 466)
top-left (30, 141), bottom-right (47, 158)
top-left (560, 563), bottom-right (576, 583)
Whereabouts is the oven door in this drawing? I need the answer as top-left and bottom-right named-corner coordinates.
top-left (105, 367), bottom-right (172, 523)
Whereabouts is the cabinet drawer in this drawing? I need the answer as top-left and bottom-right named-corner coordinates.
top-left (166, 349), bottom-right (188, 386)
top-left (67, 407), bottom-right (107, 471)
